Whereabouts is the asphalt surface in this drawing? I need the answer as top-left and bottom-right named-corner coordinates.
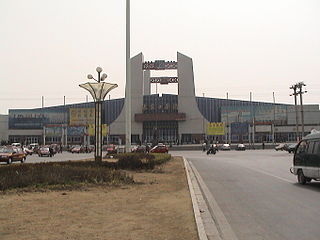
top-left (0, 152), bottom-right (95, 165)
top-left (171, 150), bottom-right (320, 240)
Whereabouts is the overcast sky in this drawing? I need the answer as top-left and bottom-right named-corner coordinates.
top-left (1, 0), bottom-right (319, 114)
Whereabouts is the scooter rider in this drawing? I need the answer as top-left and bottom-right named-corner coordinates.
top-left (207, 144), bottom-right (216, 155)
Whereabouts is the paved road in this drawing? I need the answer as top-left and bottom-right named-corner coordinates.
top-left (0, 152), bottom-right (95, 165)
top-left (171, 150), bottom-right (320, 240)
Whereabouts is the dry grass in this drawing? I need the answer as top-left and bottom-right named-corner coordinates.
top-left (0, 157), bottom-right (198, 240)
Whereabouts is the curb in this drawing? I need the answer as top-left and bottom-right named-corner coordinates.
top-left (184, 157), bottom-right (224, 240)
top-left (184, 157), bottom-right (238, 240)
top-left (189, 161), bottom-right (238, 240)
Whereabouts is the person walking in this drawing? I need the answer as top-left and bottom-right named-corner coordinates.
top-left (49, 147), bottom-right (54, 157)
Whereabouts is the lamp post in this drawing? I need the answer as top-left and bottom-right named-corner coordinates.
top-left (79, 67), bottom-right (118, 162)
top-left (125, 0), bottom-right (132, 153)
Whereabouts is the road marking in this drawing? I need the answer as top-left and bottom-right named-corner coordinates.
top-left (243, 166), bottom-right (295, 184)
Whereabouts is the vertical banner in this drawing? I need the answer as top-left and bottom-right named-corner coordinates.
top-left (102, 124), bottom-right (108, 137)
top-left (207, 122), bottom-right (225, 135)
top-left (88, 124), bottom-right (108, 136)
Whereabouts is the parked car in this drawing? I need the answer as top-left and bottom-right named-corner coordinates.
top-left (71, 146), bottom-right (81, 153)
top-left (29, 143), bottom-right (39, 153)
top-left (220, 143), bottom-right (231, 151)
top-left (23, 147), bottom-right (34, 155)
top-left (38, 147), bottom-right (52, 157)
top-left (131, 145), bottom-right (146, 153)
top-left (106, 144), bottom-right (117, 154)
top-left (0, 147), bottom-right (26, 164)
top-left (150, 144), bottom-right (169, 153)
top-left (236, 144), bottom-right (246, 151)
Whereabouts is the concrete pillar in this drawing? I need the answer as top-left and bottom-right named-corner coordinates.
top-left (143, 70), bottom-right (151, 95)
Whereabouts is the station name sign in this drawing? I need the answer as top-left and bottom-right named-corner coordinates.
top-left (143, 60), bottom-right (177, 70)
top-left (150, 77), bottom-right (178, 84)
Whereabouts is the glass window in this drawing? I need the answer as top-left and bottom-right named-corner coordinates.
top-left (296, 140), bottom-right (307, 154)
top-left (307, 141), bottom-right (315, 154)
top-left (313, 141), bottom-right (320, 155)
top-left (232, 135), bottom-right (239, 141)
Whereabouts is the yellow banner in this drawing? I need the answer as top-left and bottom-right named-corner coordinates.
top-left (69, 108), bottom-right (95, 126)
top-left (207, 122), bottom-right (225, 135)
top-left (88, 124), bottom-right (108, 137)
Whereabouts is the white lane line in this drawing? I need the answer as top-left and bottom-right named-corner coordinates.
top-left (243, 166), bottom-right (295, 184)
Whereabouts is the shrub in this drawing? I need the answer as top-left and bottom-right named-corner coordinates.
top-left (117, 153), bottom-right (155, 170)
top-left (116, 153), bottom-right (171, 170)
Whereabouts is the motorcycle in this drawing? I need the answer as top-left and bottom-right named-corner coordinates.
top-left (207, 148), bottom-right (216, 155)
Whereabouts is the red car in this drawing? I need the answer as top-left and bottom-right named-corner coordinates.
top-left (0, 147), bottom-right (26, 164)
top-left (106, 144), bottom-right (117, 154)
top-left (150, 144), bottom-right (169, 153)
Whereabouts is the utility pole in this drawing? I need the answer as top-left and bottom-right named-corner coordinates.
top-left (42, 96), bottom-right (45, 145)
top-left (272, 92), bottom-right (276, 144)
top-left (297, 82), bottom-right (307, 138)
top-left (202, 93), bottom-right (206, 141)
top-left (290, 84), bottom-right (299, 141)
top-left (250, 92), bottom-right (255, 148)
top-left (63, 96), bottom-right (67, 146)
top-left (125, 0), bottom-right (132, 153)
top-left (226, 92), bottom-right (230, 144)
top-left (41, 96), bottom-right (44, 108)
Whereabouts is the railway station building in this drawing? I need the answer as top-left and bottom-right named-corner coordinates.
top-left (7, 52), bottom-right (320, 146)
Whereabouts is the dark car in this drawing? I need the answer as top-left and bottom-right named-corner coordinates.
top-left (150, 144), bottom-right (169, 153)
top-left (291, 132), bottom-right (320, 184)
top-left (236, 144), bottom-right (246, 151)
top-left (0, 147), bottom-right (26, 164)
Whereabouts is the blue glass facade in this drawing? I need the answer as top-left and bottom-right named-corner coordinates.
top-left (8, 95), bottom-right (294, 144)
top-left (9, 98), bottom-right (124, 130)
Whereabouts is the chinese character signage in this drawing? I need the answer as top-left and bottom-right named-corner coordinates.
top-left (207, 122), bottom-right (225, 135)
top-left (88, 124), bottom-right (108, 136)
top-left (142, 60), bottom-right (178, 70)
top-left (9, 109), bottom-right (65, 129)
top-left (69, 108), bottom-right (95, 126)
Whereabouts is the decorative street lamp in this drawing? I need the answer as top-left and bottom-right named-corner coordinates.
top-left (79, 67), bottom-right (118, 162)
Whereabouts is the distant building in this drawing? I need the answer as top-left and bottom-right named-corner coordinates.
top-left (7, 52), bottom-right (320, 145)
top-left (0, 114), bottom-right (8, 143)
